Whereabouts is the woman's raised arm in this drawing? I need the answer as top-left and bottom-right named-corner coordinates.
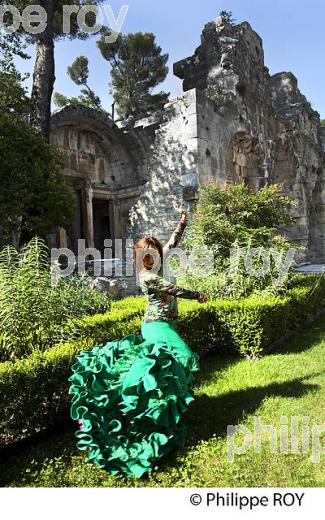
top-left (163, 211), bottom-right (188, 252)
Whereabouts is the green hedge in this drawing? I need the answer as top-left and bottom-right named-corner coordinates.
top-left (1, 276), bottom-right (325, 444)
top-left (178, 276), bottom-right (325, 358)
top-left (0, 297), bottom-right (146, 445)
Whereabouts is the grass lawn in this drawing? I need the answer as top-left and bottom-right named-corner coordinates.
top-left (1, 316), bottom-right (325, 488)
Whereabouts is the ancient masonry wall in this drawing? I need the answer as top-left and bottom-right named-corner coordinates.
top-left (127, 89), bottom-right (200, 245)
top-left (128, 16), bottom-right (325, 260)
top-left (49, 15), bottom-right (325, 291)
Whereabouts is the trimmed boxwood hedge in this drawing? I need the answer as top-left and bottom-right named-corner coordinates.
top-left (1, 276), bottom-right (325, 444)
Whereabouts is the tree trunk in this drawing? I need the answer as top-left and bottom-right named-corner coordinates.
top-left (30, 0), bottom-right (55, 141)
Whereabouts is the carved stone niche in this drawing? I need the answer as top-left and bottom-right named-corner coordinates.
top-left (183, 186), bottom-right (198, 201)
top-left (273, 140), bottom-right (296, 192)
top-left (229, 132), bottom-right (264, 191)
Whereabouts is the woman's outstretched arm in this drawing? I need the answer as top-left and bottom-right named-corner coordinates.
top-left (163, 211), bottom-right (188, 252)
top-left (145, 272), bottom-right (208, 302)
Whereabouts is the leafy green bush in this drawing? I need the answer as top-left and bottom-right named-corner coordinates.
top-left (0, 111), bottom-right (75, 244)
top-left (178, 271), bottom-right (279, 300)
top-left (0, 238), bottom-right (111, 361)
top-left (1, 275), bottom-right (324, 444)
top-left (181, 184), bottom-right (298, 298)
top-left (178, 276), bottom-right (325, 358)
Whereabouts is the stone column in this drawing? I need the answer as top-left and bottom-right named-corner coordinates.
top-left (109, 199), bottom-right (117, 256)
top-left (85, 182), bottom-right (94, 248)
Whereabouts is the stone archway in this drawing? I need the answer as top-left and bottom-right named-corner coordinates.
top-left (49, 105), bottom-right (145, 255)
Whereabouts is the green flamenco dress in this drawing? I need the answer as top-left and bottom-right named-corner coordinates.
top-left (68, 320), bottom-right (199, 478)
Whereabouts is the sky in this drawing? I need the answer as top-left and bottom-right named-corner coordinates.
top-left (16, 0), bottom-right (325, 118)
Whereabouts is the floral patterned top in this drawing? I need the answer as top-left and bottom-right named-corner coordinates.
top-left (138, 219), bottom-right (201, 323)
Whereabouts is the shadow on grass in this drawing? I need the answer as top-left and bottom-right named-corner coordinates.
top-left (0, 374), bottom-right (320, 487)
top-left (196, 354), bottom-right (241, 385)
top-left (270, 315), bottom-right (325, 356)
top-left (2, 314), bottom-right (325, 486)
top-left (0, 429), bottom-right (77, 487)
top-left (195, 316), bottom-right (325, 387)
top-left (186, 374), bottom-right (321, 446)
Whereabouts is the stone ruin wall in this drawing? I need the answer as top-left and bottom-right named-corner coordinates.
top-left (127, 90), bottom-right (200, 245)
top-left (129, 16), bottom-right (325, 260)
top-left (50, 15), bottom-right (325, 270)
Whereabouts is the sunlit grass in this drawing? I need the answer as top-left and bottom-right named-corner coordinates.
top-left (1, 316), bottom-right (325, 487)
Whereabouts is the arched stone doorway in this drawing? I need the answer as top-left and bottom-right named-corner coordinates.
top-left (49, 105), bottom-right (145, 256)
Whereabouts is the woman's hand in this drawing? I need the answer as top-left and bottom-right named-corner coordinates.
top-left (180, 211), bottom-right (188, 224)
top-left (197, 293), bottom-right (209, 303)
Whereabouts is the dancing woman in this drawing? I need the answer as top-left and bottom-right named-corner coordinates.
top-left (69, 211), bottom-right (208, 478)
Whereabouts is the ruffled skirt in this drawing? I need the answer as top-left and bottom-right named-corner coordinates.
top-left (68, 320), bottom-right (199, 478)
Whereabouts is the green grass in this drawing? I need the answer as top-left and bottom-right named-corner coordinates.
top-left (1, 316), bottom-right (325, 487)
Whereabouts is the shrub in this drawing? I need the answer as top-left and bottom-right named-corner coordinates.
top-left (1, 275), bottom-right (325, 444)
top-left (180, 184), bottom-right (298, 298)
top-left (219, 10), bottom-right (236, 25)
top-left (0, 238), bottom-right (111, 361)
top-left (0, 298), bottom-right (145, 442)
top-left (178, 275), bottom-right (325, 358)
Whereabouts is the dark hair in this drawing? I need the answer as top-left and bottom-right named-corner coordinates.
top-left (134, 236), bottom-right (163, 270)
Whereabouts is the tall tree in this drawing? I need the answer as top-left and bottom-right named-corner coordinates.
top-left (0, 67), bottom-right (30, 116)
top-left (0, 32), bottom-right (30, 116)
top-left (0, 0), bottom-right (104, 139)
top-left (0, 23), bottom-right (74, 245)
top-left (54, 55), bottom-right (102, 109)
top-left (0, 30), bottom-right (29, 73)
top-left (97, 31), bottom-right (169, 120)
top-left (0, 111), bottom-right (74, 243)
top-left (29, 0), bottom-right (55, 139)
top-left (0, 111), bottom-right (75, 245)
